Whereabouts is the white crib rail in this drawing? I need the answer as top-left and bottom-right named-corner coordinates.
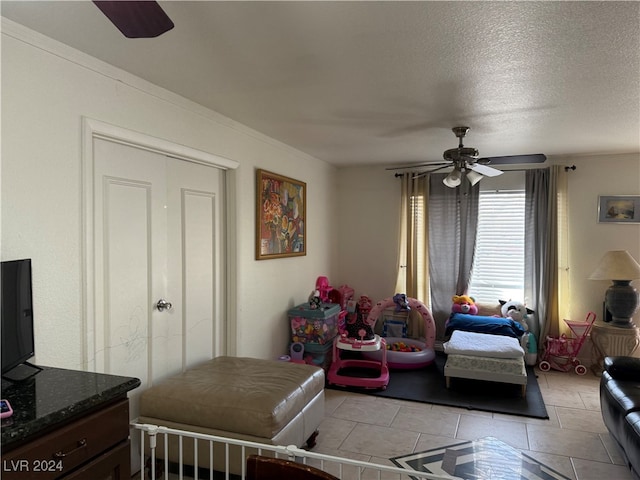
top-left (132, 421), bottom-right (447, 480)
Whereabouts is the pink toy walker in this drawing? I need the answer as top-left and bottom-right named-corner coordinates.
top-left (327, 296), bottom-right (390, 390)
top-left (538, 311), bottom-right (596, 375)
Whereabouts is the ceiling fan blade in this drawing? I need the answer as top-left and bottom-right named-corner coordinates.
top-left (411, 164), bottom-right (453, 179)
top-left (479, 154), bottom-right (547, 165)
top-left (395, 163), bottom-right (452, 178)
top-left (428, 165), bottom-right (453, 174)
top-left (471, 163), bottom-right (503, 177)
top-left (386, 162), bottom-right (449, 171)
top-left (93, 1), bottom-right (174, 38)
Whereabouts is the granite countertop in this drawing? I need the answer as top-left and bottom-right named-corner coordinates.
top-left (1, 364), bottom-right (140, 449)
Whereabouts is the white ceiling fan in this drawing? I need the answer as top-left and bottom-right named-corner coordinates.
top-left (389, 126), bottom-right (546, 187)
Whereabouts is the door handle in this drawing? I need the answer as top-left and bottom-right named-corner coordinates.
top-left (156, 298), bottom-right (173, 312)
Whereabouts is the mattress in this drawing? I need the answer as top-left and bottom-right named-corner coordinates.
top-left (443, 330), bottom-right (525, 359)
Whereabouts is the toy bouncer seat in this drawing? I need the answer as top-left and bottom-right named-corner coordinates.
top-left (364, 295), bottom-right (436, 369)
top-left (327, 297), bottom-right (389, 389)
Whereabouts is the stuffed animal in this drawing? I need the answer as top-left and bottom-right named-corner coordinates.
top-left (315, 276), bottom-right (332, 302)
top-left (308, 289), bottom-right (322, 310)
top-left (393, 293), bottom-right (411, 312)
top-left (452, 294), bottom-right (478, 315)
top-left (499, 300), bottom-right (534, 331)
top-left (357, 295), bottom-right (373, 316)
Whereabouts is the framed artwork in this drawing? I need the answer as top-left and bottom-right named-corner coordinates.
top-left (597, 195), bottom-right (640, 223)
top-left (256, 169), bottom-right (306, 259)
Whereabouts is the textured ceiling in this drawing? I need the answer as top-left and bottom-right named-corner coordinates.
top-left (2, 1), bottom-right (639, 167)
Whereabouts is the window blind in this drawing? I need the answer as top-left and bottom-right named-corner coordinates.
top-left (468, 189), bottom-right (525, 304)
top-left (410, 195), bottom-right (426, 297)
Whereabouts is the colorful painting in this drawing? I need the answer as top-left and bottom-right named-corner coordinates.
top-left (256, 169), bottom-right (306, 259)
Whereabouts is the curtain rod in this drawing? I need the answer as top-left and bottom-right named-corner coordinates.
top-left (394, 165), bottom-right (577, 177)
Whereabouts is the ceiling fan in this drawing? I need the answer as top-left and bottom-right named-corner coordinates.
top-left (389, 126), bottom-right (546, 188)
top-left (93, 1), bottom-right (174, 38)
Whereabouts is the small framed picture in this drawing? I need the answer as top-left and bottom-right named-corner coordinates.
top-left (597, 195), bottom-right (640, 223)
top-left (256, 169), bottom-right (306, 259)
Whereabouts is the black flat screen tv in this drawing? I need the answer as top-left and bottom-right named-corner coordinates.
top-left (1, 258), bottom-right (35, 374)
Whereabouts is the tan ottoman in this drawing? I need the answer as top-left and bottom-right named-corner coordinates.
top-left (139, 356), bottom-right (325, 475)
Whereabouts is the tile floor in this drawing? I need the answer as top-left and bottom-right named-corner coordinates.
top-left (312, 367), bottom-right (633, 480)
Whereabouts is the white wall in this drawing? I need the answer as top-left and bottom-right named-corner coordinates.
top-left (335, 167), bottom-right (401, 302)
top-left (1, 22), bottom-right (337, 369)
top-left (565, 153), bottom-right (640, 325)
top-left (335, 156), bottom-right (640, 337)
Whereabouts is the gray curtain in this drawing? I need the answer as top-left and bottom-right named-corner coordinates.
top-left (524, 166), bottom-right (566, 341)
top-left (428, 173), bottom-right (479, 338)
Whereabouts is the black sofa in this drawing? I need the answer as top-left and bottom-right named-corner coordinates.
top-left (600, 356), bottom-right (640, 480)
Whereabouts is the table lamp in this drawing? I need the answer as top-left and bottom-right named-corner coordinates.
top-left (589, 250), bottom-right (640, 328)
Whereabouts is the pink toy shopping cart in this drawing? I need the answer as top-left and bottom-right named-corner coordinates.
top-left (538, 311), bottom-right (596, 375)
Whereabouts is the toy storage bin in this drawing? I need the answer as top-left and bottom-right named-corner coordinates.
top-left (293, 342), bottom-right (333, 372)
top-left (289, 302), bottom-right (341, 344)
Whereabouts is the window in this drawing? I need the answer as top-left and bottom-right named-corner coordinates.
top-left (410, 194), bottom-right (426, 298)
top-left (468, 188), bottom-right (526, 304)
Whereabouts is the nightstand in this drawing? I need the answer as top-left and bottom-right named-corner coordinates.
top-left (1, 365), bottom-right (140, 479)
top-left (590, 320), bottom-right (640, 376)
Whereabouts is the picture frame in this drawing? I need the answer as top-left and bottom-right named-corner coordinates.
top-left (256, 169), bottom-right (306, 260)
top-left (597, 195), bottom-right (640, 224)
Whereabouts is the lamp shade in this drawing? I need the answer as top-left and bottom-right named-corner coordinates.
top-left (588, 250), bottom-right (640, 280)
top-left (466, 170), bottom-right (484, 186)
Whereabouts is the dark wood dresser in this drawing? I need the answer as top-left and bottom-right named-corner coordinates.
top-left (1, 365), bottom-right (140, 479)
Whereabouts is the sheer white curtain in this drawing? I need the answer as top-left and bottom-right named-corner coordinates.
top-left (395, 173), bottom-right (430, 304)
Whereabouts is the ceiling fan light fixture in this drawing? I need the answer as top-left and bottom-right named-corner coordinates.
top-left (466, 170), bottom-right (484, 186)
top-left (443, 169), bottom-right (462, 188)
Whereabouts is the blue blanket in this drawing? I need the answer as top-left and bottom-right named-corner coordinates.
top-left (445, 313), bottom-right (526, 338)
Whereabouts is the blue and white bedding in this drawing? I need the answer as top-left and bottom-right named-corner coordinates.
top-left (443, 330), bottom-right (525, 359)
top-left (445, 313), bottom-right (526, 338)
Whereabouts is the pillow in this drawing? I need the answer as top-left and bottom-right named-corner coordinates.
top-left (475, 302), bottom-right (502, 317)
